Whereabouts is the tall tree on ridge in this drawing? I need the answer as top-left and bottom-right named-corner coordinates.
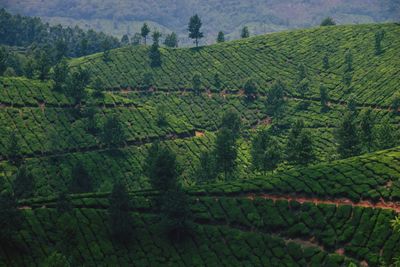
top-left (141, 23), bottom-right (150, 45)
top-left (188, 14), bottom-right (203, 47)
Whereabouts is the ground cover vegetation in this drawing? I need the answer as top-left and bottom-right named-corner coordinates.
top-left (0, 13), bottom-right (400, 266)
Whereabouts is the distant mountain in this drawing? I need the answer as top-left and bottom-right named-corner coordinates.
top-left (1, 0), bottom-right (399, 45)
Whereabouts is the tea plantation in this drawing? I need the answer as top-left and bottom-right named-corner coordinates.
top-left (1, 22), bottom-right (400, 266)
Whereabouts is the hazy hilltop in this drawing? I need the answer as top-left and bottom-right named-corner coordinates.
top-left (1, 0), bottom-right (399, 45)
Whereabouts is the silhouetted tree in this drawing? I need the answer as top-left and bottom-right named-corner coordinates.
top-left (56, 191), bottom-right (73, 214)
top-left (215, 127), bottom-right (237, 179)
top-left (320, 17), bottom-right (336, 26)
top-left (251, 129), bottom-right (282, 173)
top-left (266, 79), bottom-right (285, 116)
top-left (164, 32), bottom-right (178, 48)
top-left (108, 182), bottom-right (134, 244)
top-left (217, 31), bottom-right (225, 43)
top-left (52, 58), bottom-right (68, 91)
top-left (66, 67), bottom-right (90, 103)
top-left (121, 34), bottom-right (130, 46)
top-left (375, 29), bottom-right (385, 55)
top-left (194, 150), bottom-right (217, 182)
top-left (188, 14), bottom-right (204, 47)
top-left (213, 73), bottom-right (222, 90)
top-left (359, 109), bottom-right (375, 152)
top-left (243, 78), bottom-right (258, 100)
top-left (142, 72), bottom-right (154, 88)
top-left (241, 26), bottom-right (250, 38)
top-left (220, 110), bottom-right (241, 138)
top-left (13, 166), bottom-right (34, 199)
top-left (323, 54), bottom-right (329, 70)
top-left (6, 131), bottom-right (20, 164)
top-left (336, 111), bottom-right (361, 158)
top-left (0, 192), bottom-right (22, 245)
top-left (69, 163), bottom-right (92, 193)
top-left (192, 72), bottom-right (202, 94)
top-left (141, 23), bottom-right (150, 45)
top-left (36, 50), bottom-right (51, 80)
top-left (149, 31), bottom-right (162, 67)
top-left (319, 84), bottom-right (329, 111)
top-left (101, 115), bottom-right (126, 148)
top-left (344, 49), bottom-right (353, 72)
top-left (286, 120), bottom-right (315, 165)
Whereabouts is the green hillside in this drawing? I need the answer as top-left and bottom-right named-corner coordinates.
top-left (1, 22), bottom-right (400, 266)
top-left (2, 148), bottom-right (400, 266)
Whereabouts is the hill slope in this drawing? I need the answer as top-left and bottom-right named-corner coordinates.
top-left (2, 0), bottom-right (400, 42)
top-left (2, 148), bottom-right (400, 266)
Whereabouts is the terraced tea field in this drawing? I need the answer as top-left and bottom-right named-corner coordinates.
top-left (1, 22), bottom-right (400, 266)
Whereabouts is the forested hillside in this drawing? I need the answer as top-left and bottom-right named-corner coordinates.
top-left (1, 0), bottom-right (400, 43)
top-left (0, 18), bottom-right (400, 266)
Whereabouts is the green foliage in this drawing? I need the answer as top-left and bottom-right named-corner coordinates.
top-left (251, 129), bottom-right (282, 173)
top-left (52, 58), bottom-right (69, 91)
top-left (6, 131), bottom-right (20, 164)
top-left (156, 106), bottom-right (168, 127)
top-left (319, 84), bottom-right (329, 111)
top-left (108, 182), bottom-right (134, 244)
top-left (56, 192), bottom-right (73, 214)
top-left (286, 120), bottom-right (315, 165)
top-left (194, 150), bottom-right (217, 182)
top-left (0, 192), bottom-right (22, 244)
top-left (213, 73), bottom-right (222, 90)
top-left (359, 109), bottom-right (375, 152)
top-left (101, 115), bottom-right (126, 148)
top-left (188, 14), bottom-right (203, 47)
top-left (266, 79), bottom-right (285, 116)
top-left (217, 31), bottom-right (225, 43)
top-left (215, 127), bottom-right (238, 179)
top-left (142, 71), bottom-right (154, 88)
top-left (220, 110), bottom-right (241, 138)
top-left (344, 49), bottom-right (353, 73)
top-left (42, 251), bottom-right (70, 267)
top-left (375, 119), bottom-right (398, 150)
top-left (69, 163), bottom-right (93, 193)
top-left (322, 54), bottom-right (329, 70)
top-left (243, 78), bottom-right (258, 100)
top-left (320, 17), bottom-right (336, 26)
top-left (374, 29), bottom-right (385, 55)
top-left (13, 166), bottom-right (34, 199)
top-left (36, 50), bottom-right (51, 80)
top-left (145, 143), bottom-right (178, 192)
top-left (160, 187), bottom-right (192, 242)
top-left (241, 26), bottom-right (250, 38)
top-left (335, 111), bottom-right (361, 158)
top-left (149, 33), bottom-right (162, 67)
top-left (192, 72), bottom-right (202, 93)
top-left (391, 92), bottom-right (400, 114)
top-left (121, 34), bottom-right (130, 46)
top-left (164, 32), bottom-right (178, 48)
top-left (66, 66), bottom-right (90, 103)
top-left (141, 23), bottom-right (151, 45)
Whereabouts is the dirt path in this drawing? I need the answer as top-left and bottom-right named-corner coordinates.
top-left (245, 193), bottom-right (400, 213)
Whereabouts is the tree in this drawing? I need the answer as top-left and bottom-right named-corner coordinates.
top-left (145, 144), bottom-right (178, 193)
top-left (319, 84), bottom-right (329, 111)
top-left (6, 131), bottom-right (20, 164)
top-left (359, 109), bottom-right (375, 152)
top-left (149, 31), bottom-right (161, 67)
top-left (56, 191), bottom-right (73, 214)
top-left (220, 110), bottom-right (241, 138)
top-left (108, 182), bottom-right (134, 244)
top-left (188, 14), bottom-right (204, 47)
top-left (141, 23), bottom-right (150, 45)
top-left (286, 120), bottom-right (315, 165)
top-left (241, 26), bottom-right (250, 38)
top-left (194, 150), bottom-right (217, 183)
top-left (157, 106), bottom-right (168, 127)
top-left (0, 46), bottom-right (7, 75)
top-left (132, 33), bottom-right (142, 46)
top-left (52, 58), bottom-right (68, 91)
top-left (215, 127), bottom-right (237, 179)
top-left (347, 94), bottom-right (357, 113)
top-left (335, 111), bottom-right (361, 158)
top-left (322, 55), bottom-right (329, 70)
top-left (66, 66), bottom-right (90, 103)
top-left (42, 251), bottom-right (70, 267)
top-left (320, 17), bottom-right (336, 26)
top-left (36, 50), bottom-right (51, 80)
top-left (344, 50), bottom-right (353, 72)
top-left (343, 71), bottom-right (352, 87)
top-left (213, 73), bottom-right (222, 90)
top-left (251, 129), bottom-right (282, 173)
top-left (13, 166), bottom-right (34, 199)
top-left (391, 92), bottom-right (400, 115)
top-left (0, 192), bottom-right (22, 245)
top-left (101, 115), bottom-right (126, 148)
top-left (296, 78), bottom-right (309, 97)
top-left (217, 31), bottom-right (225, 43)
top-left (243, 78), bottom-right (258, 100)
top-left (54, 39), bottom-right (68, 62)
top-left (192, 72), bottom-right (202, 94)
top-left (164, 32), bottom-right (178, 48)
top-left (121, 34), bottom-right (130, 46)
top-left (375, 29), bottom-right (385, 55)
top-left (375, 119), bottom-right (398, 150)
top-left (266, 79), bottom-right (285, 116)
top-left (297, 63), bottom-right (307, 81)
top-left (83, 105), bottom-right (98, 134)
top-left (101, 39), bottom-right (111, 62)
top-left (142, 72), bottom-right (154, 88)
top-left (160, 187), bottom-right (192, 242)
top-left (69, 163), bottom-right (92, 193)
